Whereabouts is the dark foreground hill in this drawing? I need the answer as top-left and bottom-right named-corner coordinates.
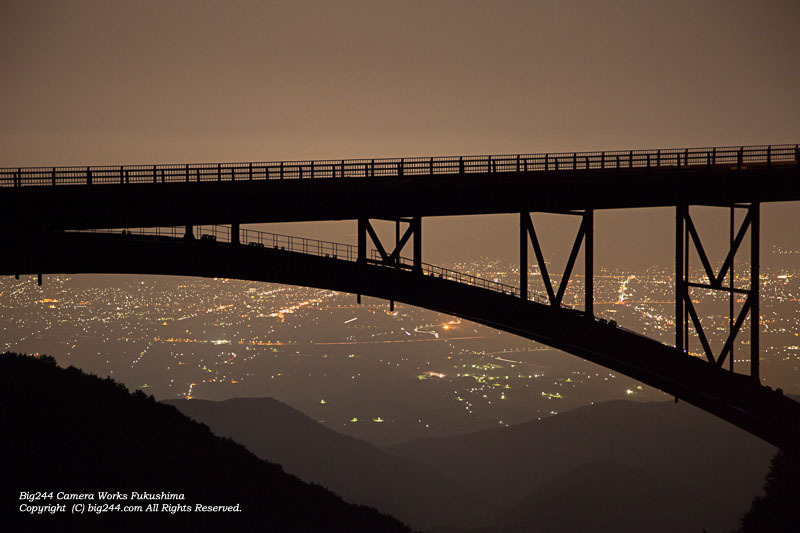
top-left (166, 397), bottom-right (488, 530)
top-left (0, 352), bottom-right (408, 533)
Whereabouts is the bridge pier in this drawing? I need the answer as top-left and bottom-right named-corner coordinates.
top-left (675, 203), bottom-right (760, 380)
top-left (231, 223), bottom-right (240, 246)
top-left (520, 210), bottom-right (593, 317)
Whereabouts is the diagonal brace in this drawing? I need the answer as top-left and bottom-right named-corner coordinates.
top-left (685, 211), bottom-right (752, 288)
top-left (522, 213), bottom-right (587, 307)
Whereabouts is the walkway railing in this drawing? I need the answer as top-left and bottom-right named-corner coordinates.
top-left (4, 144), bottom-right (798, 187)
top-left (71, 225), bottom-right (554, 305)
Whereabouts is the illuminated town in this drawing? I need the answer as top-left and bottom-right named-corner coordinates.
top-left (2, 253), bottom-right (798, 445)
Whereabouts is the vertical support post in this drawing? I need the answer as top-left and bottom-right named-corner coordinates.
top-left (37, 273), bottom-right (43, 286)
top-left (675, 205), bottom-right (686, 353)
top-left (357, 218), bottom-right (366, 304)
top-left (520, 212), bottom-right (528, 301)
top-left (584, 209), bottom-right (593, 318)
top-left (357, 218), bottom-right (366, 263)
top-left (395, 220), bottom-right (400, 266)
top-left (413, 216), bottom-right (422, 273)
top-left (184, 225), bottom-right (194, 240)
top-left (729, 206), bottom-right (735, 372)
top-left (231, 223), bottom-right (240, 245)
top-left (751, 202), bottom-right (760, 381)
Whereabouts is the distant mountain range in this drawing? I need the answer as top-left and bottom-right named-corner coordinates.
top-left (0, 353), bottom-right (408, 532)
top-left (169, 396), bottom-right (776, 532)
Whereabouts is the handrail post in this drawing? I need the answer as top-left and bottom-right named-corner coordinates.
top-left (737, 147), bottom-right (743, 170)
top-left (53, 167), bottom-right (57, 186)
top-left (185, 164), bottom-right (189, 183)
top-left (87, 167), bottom-right (92, 186)
top-left (767, 145), bottom-right (771, 166)
top-left (120, 165), bottom-right (124, 185)
top-left (153, 165), bottom-right (157, 184)
top-left (459, 157), bottom-right (464, 174)
top-left (601, 151), bottom-right (605, 169)
top-left (429, 157), bottom-right (434, 175)
top-left (280, 161), bottom-right (284, 179)
top-left (249, 162), bottom-right (253, 180)
top-left (217, 163), bottom-right (221, 181)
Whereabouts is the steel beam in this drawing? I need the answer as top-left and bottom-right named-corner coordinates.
top-left (675, 204), bottom-right (759, 379)
top-left (520, 211), bottom-right (592, 315)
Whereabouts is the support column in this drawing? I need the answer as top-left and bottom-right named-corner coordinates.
top-left (357, 219), bottom-right (367, 263)
top-left (520, 213), bottom-right (528, 300)
top-left (730, 207), bottom-right (735, 372)
top-left (357, 218), bottom-right (367, 304)
top-left (231, 223), bottom-right (240, 245)
top-left (413, 216), bottom-right (422, 273)
top-left (675, 205), bottom-right (686, 353)
top-left (751, 202), bottom-right (760, 381)
top-left (184, 225), bottom-right (195, 240)
top-left (584, 209), bottom-right (593, 318)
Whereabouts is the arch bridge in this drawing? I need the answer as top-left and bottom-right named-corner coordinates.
top-left (2, 143), bottom-right (800, 448)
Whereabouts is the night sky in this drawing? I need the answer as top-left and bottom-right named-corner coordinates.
top-left (2, 0), bottom-right (799, 267)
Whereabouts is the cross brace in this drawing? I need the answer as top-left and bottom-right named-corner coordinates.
top-left (676, 203), bottom-right (759, 379)
top-left (357, 217), bottom-right (422, 307)
top-left (520, 211), bottom-right (593, 317)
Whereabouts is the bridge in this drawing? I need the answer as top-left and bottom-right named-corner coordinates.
top-left (3, 144), bottom-right (800, 448)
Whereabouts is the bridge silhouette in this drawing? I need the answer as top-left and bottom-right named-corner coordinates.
top-left (3, 143), bottom-right (800, 448)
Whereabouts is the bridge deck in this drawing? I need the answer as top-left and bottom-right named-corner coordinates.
top-left (1, 144), bottom-right (799, 230)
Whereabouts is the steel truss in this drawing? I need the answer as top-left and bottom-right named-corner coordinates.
top-left (520, 210), bottom-right (594, 317)
top-left (356, 217), bottom-right (422, 308)
top-left (675, 203), bottom-right (759, 380)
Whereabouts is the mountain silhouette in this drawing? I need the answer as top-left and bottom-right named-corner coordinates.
top-left (0, 352), bottom-right (408, 533)
top-left (387, 399), bottom-right (775, 532)
top-left (166, 394), bottom-right (776, 532)
top-left (166, 397), bottom-right (487, 530)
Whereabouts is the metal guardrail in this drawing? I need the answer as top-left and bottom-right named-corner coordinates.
top-left (71, 225), bottom-right (554, 305)
top-left (4, 144), bottom-right (798, 187)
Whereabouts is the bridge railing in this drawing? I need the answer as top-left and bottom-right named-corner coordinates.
top-left (4, 144), bottom-right (798, 187)
top-left (71, 225), bottom-right (555, 305)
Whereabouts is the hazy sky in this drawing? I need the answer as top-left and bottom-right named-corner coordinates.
top-left (2, 0), bottom-right (799, 268)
